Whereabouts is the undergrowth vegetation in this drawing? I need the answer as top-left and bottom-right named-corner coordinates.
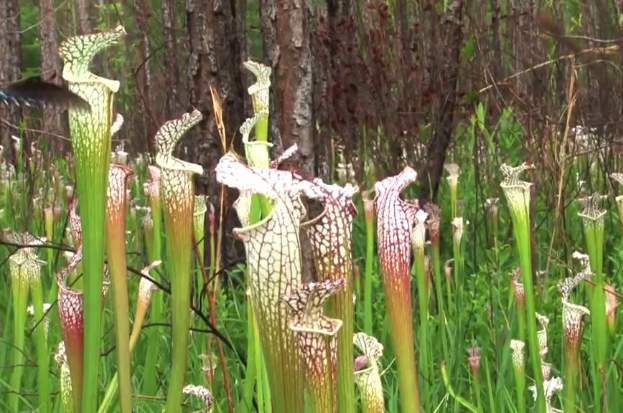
top-left (1, 21), bottom-right (623, 413)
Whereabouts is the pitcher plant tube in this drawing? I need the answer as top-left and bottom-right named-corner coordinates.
top-left (362, 192), bottom-right (375, 336)
top-left (354, 332), bottom-right (385, 413)
top-left (300, 178), bottom-right (358, 413)
top-left (105, 163), bottom-right (134, 413)
top-left (57, 249), bottom-right (110, 412)
top-left (55, 342), bottom-right (74, 413)
top-left (282, 278), bottom-right (345, 413)
top-left (6, 232), bottom-right (46, 412)
top-left (216, 152), bottom-right (306, 413)
top-left (412, 209), bottom-right (432, 392)
top-left (500, 162), bottom-right (545, 413)
top-left (154, 110), bottom-right (204, 412)
top-left (374, 167), bottom-right (421, 413)
top-left (577, 192), bottom-right (608, 409)
top-left (98, 261), bottom-right (162, 413)
top-left (444, 163), bottom-right (460, 218)
top-left (142, 165), bottom-right (164, 395)
top-left (510, 339), bottom-right (526, 413)
top-left (558, 251), bottom-right (592, 413)
top-left (59, 25), bottom-right (126, 411)
top-left (183, 384), bottom-right (215, 413)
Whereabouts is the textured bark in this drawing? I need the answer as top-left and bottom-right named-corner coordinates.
top-left (418, 0), bottom-right (464, 204)
top-left (39, 0), bottom-right (65, 140)
top-left (261, 0), bottom-right (314, 177)
top-left (187, 0), bottom-right (245, 263)
top-left (75, 0), bottom-right (95, 35)
top-left (133, 0), bottom-right (157, 151)
top-left (162, 0), bottom-right (182, 118)
top-left (491, 0), bottom-right (503, 80)
top-left (0, 0), bottom-right (22, 151)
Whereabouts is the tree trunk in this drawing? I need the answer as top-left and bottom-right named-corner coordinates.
top-left (133, 0), bottom-right (157, 153)
top-left (162, 0), bottom-right (182, 118)
top-left (419, 0), bottom-right (464, 204)
top-left (75, 0), bottom-right (95, 35)
top-left (0, 0), bottom-right (22, 155)
top-left (187, 0), bottom-right (246, 262)
top-left (39, 0), bottom-right (66, 144)
top-left (261, 0), bottom-right (315, 177)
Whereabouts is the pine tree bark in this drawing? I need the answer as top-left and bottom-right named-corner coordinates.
top-left (0, 0), bottom-right (22, 153)
top-left (261, 0), bottom-right (315, 177)
top-left (419, 0), bottom-right (464, 204)
top-left (133, 0), bottom-right (156, 152)
top-left (162, 0), bottom-right (182, 118)
top-left (187, 0), bottom-right (246, 266)
top-left (39, 0), bottom-right (65, 141)
top-left (76, 0), bottom-right (95, 35)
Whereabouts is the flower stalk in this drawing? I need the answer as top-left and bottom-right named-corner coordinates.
top-left (154, 110), bottom-right (204, 412)
top-left (354, 333), bottom-right (385, 413)
top-left (105, 163), bottom-right (134, 413)
top-left (500, 162), bottom-right (545, 413)
top-left (374, 167), bottom-right (421, 413)
top-left (59, 26), bottom-right (126, 411)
